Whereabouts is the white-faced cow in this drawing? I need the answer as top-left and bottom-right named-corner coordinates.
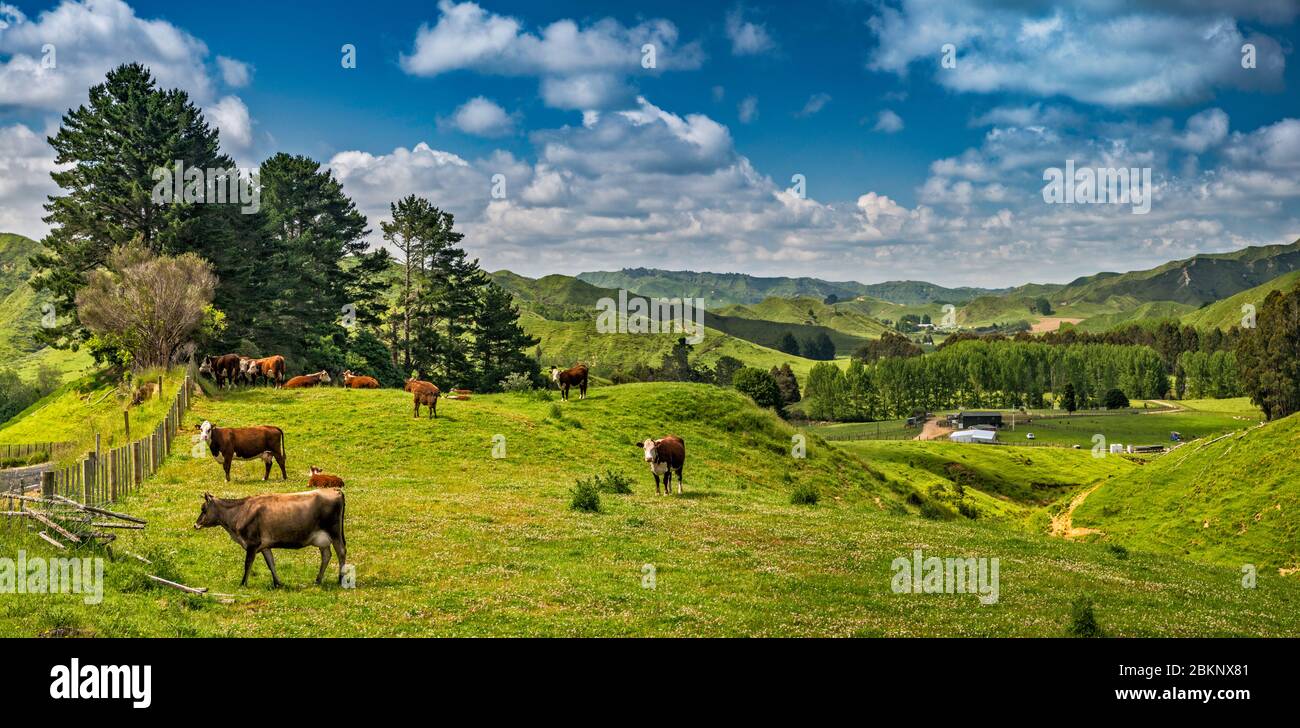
top-left (342, 370), bottom-right (379, 389)
top-left (200, 354), bottom-right (243, 388)
top-left (309, 466), bottom-right (345, 489)
top-left (283, 370), bottom-right (331, 389)
top-left (194, 488), bottom-right (346, 587)
top-left (637, 435), bottom-right (685, 495)
top-left (199, 420), bottom-right (287, 481)
top-left (550, 364), bottom-right (589, 401)
top-left (242, 355), bottom-right (286, 387)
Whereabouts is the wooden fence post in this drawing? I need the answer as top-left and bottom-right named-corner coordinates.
top-left (124, 410), bottom-right (130, 441)
top-left (109, 448), bottom-right (118, 502)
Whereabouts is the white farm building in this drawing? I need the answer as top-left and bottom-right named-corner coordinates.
top-left (949, 429), bottom-right (998, 444)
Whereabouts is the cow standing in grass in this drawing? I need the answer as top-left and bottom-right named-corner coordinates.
top-left (342, 370), bottom-right (379, 389)
top-left (200, 354), bottom-right (243, 388)
top-left (637, 436), bottom-right (686, 495)
top-left (199, 421), bottom-right (287, 481)
top-left (550, 364), bottom-right (589, 401)
top-left (283, 370), bottom-right (331, 389)
top-left (194, 489), bottom-right (346, 588)
top-left (404, 377), bottom-right (439, 419)
top-left (243, 355), bottom-right (286, 387)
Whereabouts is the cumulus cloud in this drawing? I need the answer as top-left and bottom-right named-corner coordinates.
top-left (867, 0), bottom-right (1288, 107)
top-left (738, 95), bottom-right (758, 124)
top-left (400, 1), bottom-right (703, 110)
top-left (0, 123), bottom-right (60, 240)
top-left (873, 109), bottom-right (904, 133)
top-left (206, 95), bottom-right (253, 152)
top-left (725, 6), bottom-right (775, 56)
top-left (443, 96), bottom-right (517, 137)
top-left (216, 55), bottom-right (252, 88)
top-left (796, 93), bottom-right (831, 117)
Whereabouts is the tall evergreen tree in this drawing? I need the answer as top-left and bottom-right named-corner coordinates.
top-left (470, 283), bottom-right (540, 391)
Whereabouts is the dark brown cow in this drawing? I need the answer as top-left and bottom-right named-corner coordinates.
top-left (342, 370), bottom-right (379, 389)
top-left (194, 489), bottom-right (346, 587)
top-left (309, 466), bottom-right (345, 489)
top-left (550, 363), bottom-right (589, 401)
top-left (199, 420), bottom-right (287, 481)
top-left (283, 370), bottom-right (331, 389)
top-left (404, 377), bottom-right (439, 419)
top-left (637, 435), bottom-right (686, 495)
top-left (200, 354), bottom-right (243, 388)
top-left (243, 355), bottom-right (286, 387)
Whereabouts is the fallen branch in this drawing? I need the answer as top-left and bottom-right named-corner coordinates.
top-left (90, 521), bottom-right (146, 530)
top-left (26, 509), bottom-right (82, 543)
top-left (122, 551), bottom-right (152, 564)
top-left (147, 575), bottom-right (208, 594)
top-left (51, 495), bottom-right (147, 524)
top-left (37, 531), bottom-right (67, 550)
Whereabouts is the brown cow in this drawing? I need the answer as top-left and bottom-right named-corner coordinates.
top-left (243, 355), bottom-right (286, 387)
top-left (200, 354), bottom-right (243, 388)
top-left (194, 489), bottom-right (346, 587)
top-left (637, 435), bottom-right (686, 495)
top-left (404, 377), bottom-right (439, 419)
top-left (342, 370), bottom-right (379, 389)
top-left (550, 364), bottom-right (589, 401)
top-left (309, 466), bottom-right (345, 489)
top-left (283, 370), bottom-right (331, 389)
top-left (199, 420), bottom-right (287, 481)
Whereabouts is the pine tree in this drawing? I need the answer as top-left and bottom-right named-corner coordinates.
top-left (471, 283), bottom-right (540, 391)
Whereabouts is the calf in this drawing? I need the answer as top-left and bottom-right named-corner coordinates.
top-left (404, 377), bottom-right (439, 419)
top-left (194, 489), bottom-right (346, 587)
top-left (283, 370), bottom-right (331, 389)
top-left (199, 420), bottom-right (287, 481)
top-left (550, 364), bottom-right (589, 401)
top-left (309, 466), bottom-right (345, 489)
top-left (200, 354), bottom-right (243, 388)
top-left (342, 370), bottom-right (379, 389)
top-left (637, 436), bottom-right (686, 495)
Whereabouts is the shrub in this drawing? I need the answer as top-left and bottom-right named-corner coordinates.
top-left (790, 481), bottom-right (819, 505)
top-left (548, 403), bottom-right (564, 419)
top-left (732, 367), bottom-right (783, 411)
top-left (499, 372), bottom-right (533, 392)
top-left (591, 469), bottom-right (634, 494)
top-left (1103, 388), bottom-right (1129, 410)
top-left (1106, 543), bottom-right (1129, 560)
top-left (569, 478), bottom-right (601, 512)
top-left (1066, 594), bottom-right (1105, 637)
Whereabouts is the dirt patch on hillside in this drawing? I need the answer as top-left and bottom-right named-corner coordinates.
top-left (1031, 317), bottom-right (1084, 333)
top-left (1051, 483), bottom-right (1104, 539)
top-left (915, 418), bottom-right (953, 441)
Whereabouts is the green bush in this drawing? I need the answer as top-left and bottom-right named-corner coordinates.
top-left (732, 367), bottom-right (783, 411)
top-left (1066, 594), bottom-right (1105, 637)
top-left (1106, 543), bottom-right (1129, 560)
top-left (570, 478), bottom-right (601, 512)
top-left (790, 481), bottom-right (819, 505)
top-left (1103, 388), bottom-right (1129, 410)
top-left (499, 372), bottom-right (533, 393)
top-left (591, 469), bottom-right (633, 494)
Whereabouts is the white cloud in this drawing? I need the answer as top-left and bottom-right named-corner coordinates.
top-left (725, 6), bottom-right (775, 56)
top-left (216, 56), bottom-right (252, 88)
top-left (796, 93), bottom-right (831, 117)
top-left (0, 123), bottom-right (59, 240)
top-left (400, 1), bottom-right (702, 111)
top-left (206, 95), bottom-right (253, 152)
top-left (867, 0), bottom-right (1288, 107)
top-left (444, 96), bottom-right (516, 137)
top-left (1176, 108), bottom-right (1229, 153)
top-left (873, 109), bottom-right (904, 133)
top-left (738, 95), bottom-right (758, 124)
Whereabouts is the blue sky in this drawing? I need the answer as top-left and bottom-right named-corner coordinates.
top-left (2, 0), bottom-right (1299, 287)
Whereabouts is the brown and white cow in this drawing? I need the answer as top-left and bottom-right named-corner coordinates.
top-left (283, 370), bottom-right (331, 389)
top-left (637, 435), bottom-right (686, 495)
top-left (550, 364), bottom-right (589, 401)
top-left (243, 355), bottom-right (286, 387)
top-left (404, 377), bottom-right (439, 419)
top-left (200, 354), bottom-right (243, 388)
top-left (342, 370), bottom-right (379, 389)
top-left (309, 466), bottom-right (345, 489)
top-left (199, 420), bottom-right (288, 482)
top-left (194, 489), bottom-right (346, 587)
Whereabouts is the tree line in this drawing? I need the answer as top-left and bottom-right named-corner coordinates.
top-left (29, 64), bottom-right (537, 391)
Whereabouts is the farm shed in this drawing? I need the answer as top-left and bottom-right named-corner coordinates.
top-left (957, 411), bottom-right (1003, 429)
top-left (949, 429), bottom-right (998, 444)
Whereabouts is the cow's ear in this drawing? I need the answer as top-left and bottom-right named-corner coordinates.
top-left (634, 441), bottom-right (643, 448)
top-left (203, 492), bottom-right (213, 501)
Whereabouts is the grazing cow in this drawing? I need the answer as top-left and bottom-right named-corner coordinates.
top-left (404, 377), bottom-right (439, 419)
top-left (242, 355), bottom-right (286, 388)
top-left (283, 370), bottom-right (331, 389)
top-left (550, 364), bottom-right (589, 401)
top-left (199, 420), bottom-right (287, 482)
top-left (309, 466), bottom-right (345, 490)
top-left (199, 354), bottom-right (243, 388)
top-left (194, 489), bottom-right (346, 587)
top-left (637, 435), bottom-right (686, 495)
top-left (342, 370), bottom-right (379, 389)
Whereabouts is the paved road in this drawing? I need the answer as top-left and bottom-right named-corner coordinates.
top-left (0, 462), bottom-right (53, 493)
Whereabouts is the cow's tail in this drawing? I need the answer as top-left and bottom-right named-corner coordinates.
top-left (338, 490), bottom-right (347, 554)
top-left (277, 427), bottom-right (287, 461)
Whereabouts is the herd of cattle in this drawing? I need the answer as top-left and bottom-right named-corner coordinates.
top-left (191, 356), bottom-right (685, 588)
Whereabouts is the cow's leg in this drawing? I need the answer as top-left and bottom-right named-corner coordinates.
top-left (262, 550), bottom-right (282, 587)
top-left (413, 398), bottom-right (420, 418)
top-left (580, 380), bottom-right (587, 399)
top-left (653, 472), bottom-right (661, 495)
top-left (316, 546), bottom-right (331, 585)
top-left (432, 397), bottom-right (437, 419)
top-left (663, 469), bottom-right (673, 495)
top-left (263, 454), bottom-right (272, 481)
top-left (276, 450), bottom-right (287, 480)
top-left (333, 538), bottom-right (347, 585)
top-left (223, 453), bottom-right (233, 482)
top-left (241, 547), bottom-right (256, 587)
top-left (675, 466), bottom-right (683, 494)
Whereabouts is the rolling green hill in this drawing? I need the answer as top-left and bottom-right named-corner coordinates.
top-left (1180, 269), bottom-right (1300, 331)
top-left (2, 382), bottom-right (1298, 637)
top-left (0, 232), bottom-right (94, 383)
top-left (716, 296), bottom-right (892, 339)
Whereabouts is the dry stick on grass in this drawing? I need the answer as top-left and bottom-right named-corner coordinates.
top-left (37, 531), bottom-right (67, 549)
top-left (147, 575), bottom-right (208, 594)
top-left (26, 509), bottom-right (82, 543)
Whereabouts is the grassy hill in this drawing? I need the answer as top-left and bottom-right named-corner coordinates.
top-left (716, 296), bottom-right (891, 339)
top-left (1071, 301), bottom-right (1196, 332)
top-left (2, 382), bottom-right (1299, 637)
top-left (0, 232), bottom-right (94, 383)
top-left (1073, 410), bottom-right (1300, 571)
top-left (1180, 269), bottom-right (1300, 331)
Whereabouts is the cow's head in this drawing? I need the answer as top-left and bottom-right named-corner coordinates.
top-left (342, 370), bottom-right (353, 381)
top-left (550, 366), bottom-right (560, 383)
top-left (198, 420), bottom-right (214, 443)
top-left (310, 466), bottom-right (324, 476)
top-left (198, 357), bottom-right (215, 376)
top-left (637, 439), bottom-right (661, 463)
top-left (317, 370), bottom-right (332, 384)
top-left (194, 493), bottom-right (220, 529)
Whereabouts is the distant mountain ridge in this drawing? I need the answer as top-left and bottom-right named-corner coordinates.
top-left (576, 268), bottom-right (1006, 306)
